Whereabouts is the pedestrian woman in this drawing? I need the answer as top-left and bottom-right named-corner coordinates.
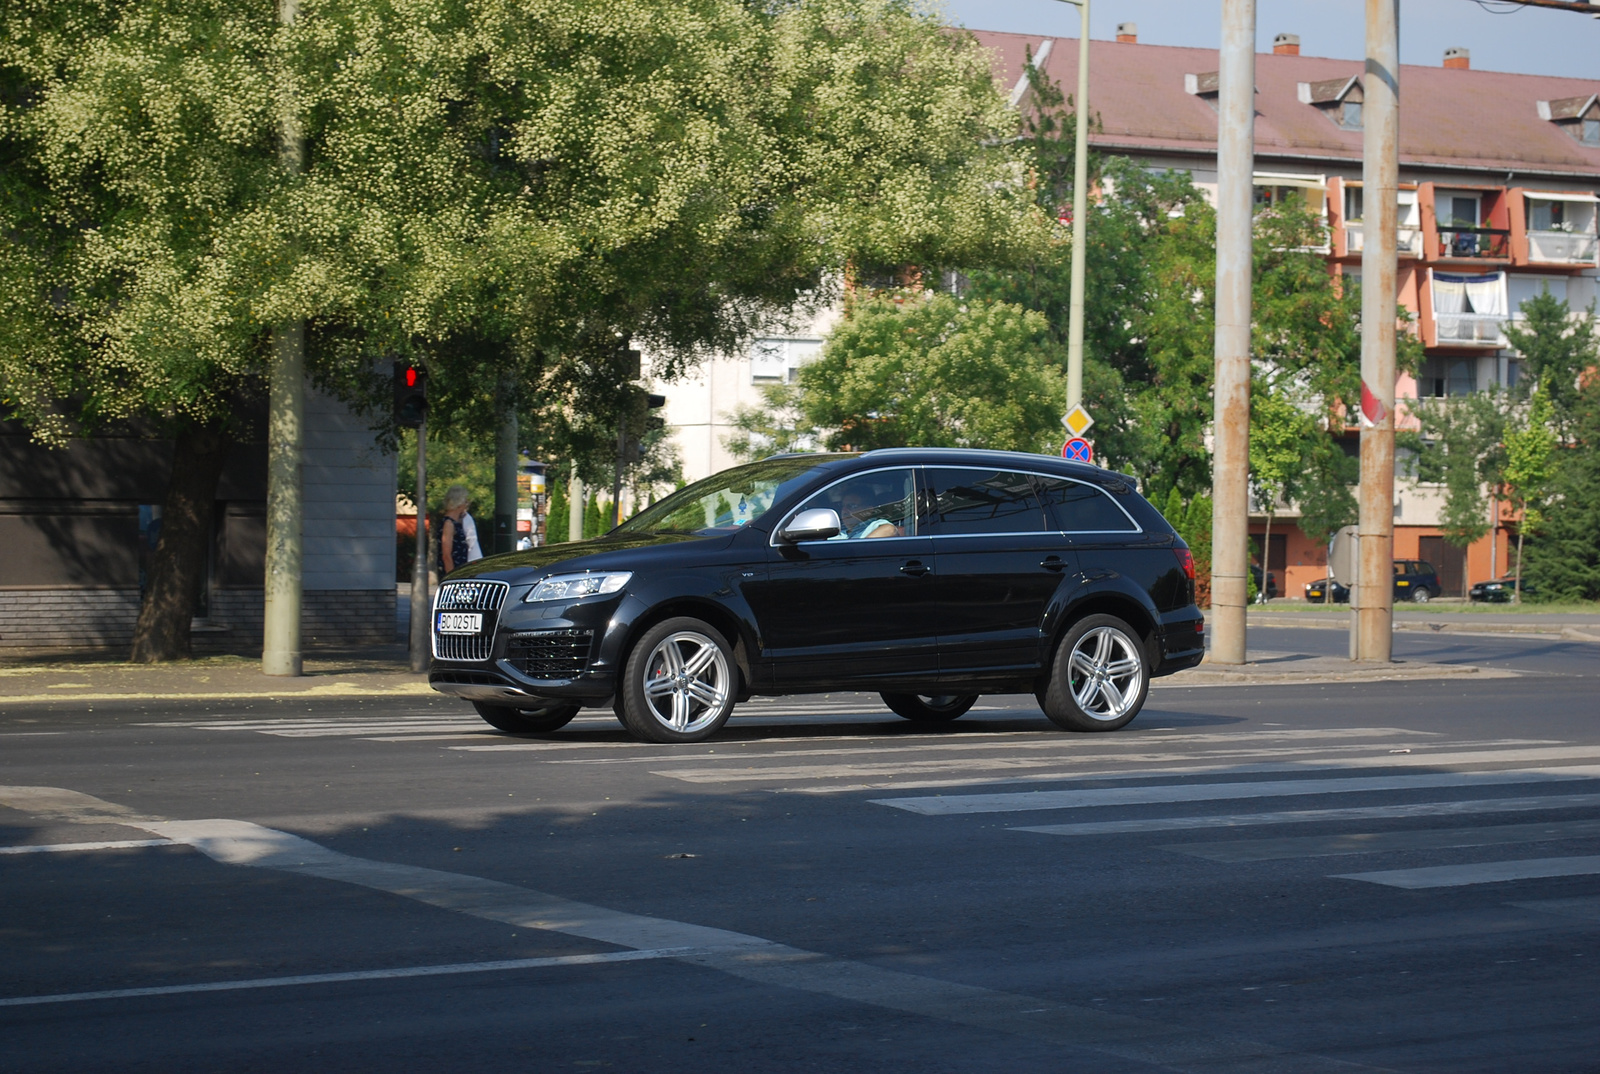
top-left (439, 485), bottom-right (484, 574)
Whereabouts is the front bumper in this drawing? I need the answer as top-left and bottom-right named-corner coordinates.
top-left (429, 590), bottom-right (641, 704)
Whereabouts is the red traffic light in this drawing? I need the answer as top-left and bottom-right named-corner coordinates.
top-left (405, 367), bottom-right (418, 388)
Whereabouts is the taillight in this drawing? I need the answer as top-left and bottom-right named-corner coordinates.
top-left (1174, 548), bottom-right (1196, 582)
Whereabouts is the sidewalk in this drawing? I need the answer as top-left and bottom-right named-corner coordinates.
top-left (1249, 605), bottom-right (1600, 642)
top-left (1157, 649), bottom-right (1518, 689)
top-left (0, 647), bottom-right (431, 705)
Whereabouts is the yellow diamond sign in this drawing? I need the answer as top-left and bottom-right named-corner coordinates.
top-left (1060, 405), bottom-right (1095, 436)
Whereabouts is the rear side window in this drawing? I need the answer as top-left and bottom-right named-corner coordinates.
top-left (920, 468), bottom-right (1049, 535)
top-left (1035, 476), bottom-right (1138, 533)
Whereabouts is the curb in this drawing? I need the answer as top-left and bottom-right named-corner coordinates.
top-left (1248, 614), bottom-right (1600, 642)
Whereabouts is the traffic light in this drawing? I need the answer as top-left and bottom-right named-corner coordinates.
top-left (620, 392), bottom-right (667, 463)
top-left (393, 361), bottom-right (428, 428)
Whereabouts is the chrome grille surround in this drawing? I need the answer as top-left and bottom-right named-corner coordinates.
top-left (430, 580), bottom-right (509, 662)
top-left (505, 629), bottom-right (595, 681)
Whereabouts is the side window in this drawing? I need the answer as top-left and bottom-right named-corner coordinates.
top-left (921, 469), bottom-right (1048, 536)
top-left (793, 469), bottom-right (917, 540)
top-left (1035, 476), bottom-right (1138, 532)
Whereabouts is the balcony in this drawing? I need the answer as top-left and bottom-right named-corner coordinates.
top-left (1434, 312), bottom-right (1507, 347)
top-left (1526, 229), bottom-right (1599, 266)
top-left (1347, 224), bottom-right (1424, 257)
top-left (1435, 227), bottom-right (1510, 260)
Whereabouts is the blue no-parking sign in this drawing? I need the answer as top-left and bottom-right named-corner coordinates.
top-left (1062, 437), bottom-right (1093, 463)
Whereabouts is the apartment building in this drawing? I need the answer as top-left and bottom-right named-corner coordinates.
top-left (968, 26), bottom-right (1599, 597)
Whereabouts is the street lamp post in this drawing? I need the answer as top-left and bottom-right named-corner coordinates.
top-left (1055, 0), bottom-right (1091, 411)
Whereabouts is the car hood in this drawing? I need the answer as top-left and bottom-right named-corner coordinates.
top-left (442, 532), bottom-right (727, 582)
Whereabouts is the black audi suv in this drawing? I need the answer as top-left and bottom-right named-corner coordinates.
top-left (429, 449), bottom-right (1205, 742)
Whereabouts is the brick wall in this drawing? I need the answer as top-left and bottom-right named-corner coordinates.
top-left (0, 587), bottom-right (394, 655)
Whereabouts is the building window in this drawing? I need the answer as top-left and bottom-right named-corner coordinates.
top-left (1344, 185), bottom-right (1364, 223)
top-left (1339, 100), bottom-right (1363, 129)
top-left (1419, 357), bottom-right (1477, 398)
top-left (1528, 199), bottom-right (1565, 232)
top-left (1582, 118), bottom-right (1600, 146)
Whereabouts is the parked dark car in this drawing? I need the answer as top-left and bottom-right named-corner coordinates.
top-left (429, 449), bottom-right (1206, 742)
top-left (1394, 559), bottom-right (1442, 602)
top-left (1303, 577), bottom-right (1349, 603)
top-left (1302, 561), bottom-right (1440, 603)
top-left (1249, 565), bottom-right (1279, 600)
top-left (1469, 576), bottom-right (1535, 603)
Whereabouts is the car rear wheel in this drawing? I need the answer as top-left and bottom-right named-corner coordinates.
top-left (1039, 614), bottom-right (1150, 732)
top-left (1411, 588), bottom-right (1431, 603)
top-left (616, 617), bottom-right (738, 743)
top-left (881, 693), bottom-right (977, 723)
top-left (472, 699), bottom-right (581, 733)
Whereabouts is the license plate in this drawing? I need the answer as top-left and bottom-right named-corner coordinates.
top-left (436, 612), bottom-right (483, 635)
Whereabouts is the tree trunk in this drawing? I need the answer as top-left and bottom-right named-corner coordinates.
top-left (1514, 507), bottom-right (1526, 606)
top-left (130, 424), bottom-right (232, 662)
top-left (1258, 510), bottom-right (1274, 604)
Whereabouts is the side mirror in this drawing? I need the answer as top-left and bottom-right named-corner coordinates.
top-left (779, 508), bottom-right (842, 543)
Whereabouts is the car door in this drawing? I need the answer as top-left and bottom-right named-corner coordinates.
top-left (920, 466), bottom-right (1074, 685)
top-left (748, 466), bottom-right (938, 690)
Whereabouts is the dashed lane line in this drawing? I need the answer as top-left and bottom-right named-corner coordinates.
top-left (0, 785), bottom-right (1388, 1074)
top-left (0, 949), bottom-right (691, 1008)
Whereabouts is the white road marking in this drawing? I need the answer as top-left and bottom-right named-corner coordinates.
top-left (647, 741), bottom-right (1570, 785)
top-left (0, 949), bottom-right (692, 1008)
top-left (0, 839), bottom-right (177, 855)
top-left (1334, 856), bottom-right (1600, 889)
top-left (1162, 818), bottom-right (1600, 862)
top-left (1511, 896), bottom-right (1600, 922)
top-left (876, 767), bottom-right (1600, 816)
top-left (1012, 794), bottom-right (1600, 837)
top-left (0, 785), bottom-right (1385, 1073)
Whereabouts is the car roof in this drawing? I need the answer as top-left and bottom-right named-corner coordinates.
top-left (857, 446), bottom-right (1131, 487)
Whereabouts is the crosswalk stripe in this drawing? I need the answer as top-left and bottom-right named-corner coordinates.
top-left (1010, 794), bottom-right (1600, 837)
top-left (1334, 855), bottom-right (1600, 889)
top-left (646, 740), bottom-right (1573, 785)
top-left (873, 767), bottom-right (1600, 815)
top-left (1161, 818), bottom-right (1600, 862)
top-left (0, 839), bottom-right (178, 855)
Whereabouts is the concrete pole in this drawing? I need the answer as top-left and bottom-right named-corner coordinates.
top-left (493, 368), bottom-right (518, 555)
top-left (408, 419), bottom-right (430, 673)
top-left (568, 465), bottom-right (585, 543)
top-left (1209, 0), bottom-right (1255, 665)
top-left (1061, 0), bottom-right (1090, 409)
top-left (262, 0), bottom-right (304, 677)
top-left (1356, 0), bottom-right (1399, 662)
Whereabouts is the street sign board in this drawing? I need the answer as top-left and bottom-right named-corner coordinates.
top-left (1328, 524), bottom-right (1358, 587)
top-left (1060, 404), bottom-right (1095, 436)
top-left (1062, 437), bottom-right (1093, 463)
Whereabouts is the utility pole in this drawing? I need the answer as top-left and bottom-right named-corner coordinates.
top-left (1355, 0), bottom-right (1400, 661)
top-left (493, 366), bottom-right (518, 555)
top-left (1056, 0), bottom-right (1091, 409)
top-left (408, 416), bottom-right (429, 673)
top-left (263, 0), bottom-right (304, 677)
top-left (1209, 0), bottom-right (1255, 665)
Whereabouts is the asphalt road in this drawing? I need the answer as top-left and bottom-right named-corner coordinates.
top-left (3, 634), bottom-right (1599, 1073)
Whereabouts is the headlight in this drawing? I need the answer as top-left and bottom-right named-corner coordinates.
top-left (524, 572), bottom-right (632, 602)
top-left (1486, 583), bottom-right (1502, 590)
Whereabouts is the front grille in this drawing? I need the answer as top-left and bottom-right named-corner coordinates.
top-left (431, 580), bottom-right (509, 662)
top-left (430, 670), bottom-right (511, 688)
top-left (505, 629), bottom-right (594, 680)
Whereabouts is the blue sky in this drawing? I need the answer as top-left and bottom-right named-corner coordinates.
top-left (939, 0), bottom-right (1599, 80)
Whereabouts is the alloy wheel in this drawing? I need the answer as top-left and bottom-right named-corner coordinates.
top-left (1067, 626), bottom-right (1145, 722)
top-left (642, 630), bottom-right (733, 735)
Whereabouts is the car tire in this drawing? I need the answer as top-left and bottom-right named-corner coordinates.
top-left (616, 617), bottom-right (738, 743)
top-left (881, 693), bottom-right (977, 723)
top-left (1411, 588), bottom-right (1431, 604)
top-left (472, 699), bottom-right (581, 734)
top-left (1038, 614), bottom-right (1150, 733)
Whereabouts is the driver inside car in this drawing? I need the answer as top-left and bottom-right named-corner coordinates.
top-left (831, 488), bottom-right (901, 540)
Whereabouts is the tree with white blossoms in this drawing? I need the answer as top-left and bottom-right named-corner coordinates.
top-left (0, 0), bottom-right (1043, 659)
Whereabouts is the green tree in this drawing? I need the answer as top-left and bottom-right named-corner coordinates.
top-left (1502, 388), bottom-right (1558, 603)
top-left (1403, 390), bottom-right (1509, 548)
top-left (545, 477), bottom-right (569, 546)
top-left (1248, 387), bottom-right (1316, 602)
top-left (794, 293), bottom-right (1066, 453)
top-left (1504, 289), bottom-right (1599, 440)
top-left (1523, 382), bottom-right (1600, 602)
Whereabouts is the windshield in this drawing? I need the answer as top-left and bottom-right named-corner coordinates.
top-left (614, 455), bottom-right (852, 537)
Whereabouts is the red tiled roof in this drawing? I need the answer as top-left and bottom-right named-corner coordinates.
top-left (966, 30), bottom-right (1600, 179)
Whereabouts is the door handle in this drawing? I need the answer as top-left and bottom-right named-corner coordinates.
top-left (899, 560), bottom-right (931, 577)
top-left (1040, 556), bottom-right (1067, 571)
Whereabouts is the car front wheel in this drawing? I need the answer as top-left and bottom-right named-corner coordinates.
top-left (472, 699), bottom-right (581, 733)
top-left (1039, 614), bottom-right (1150, 732)
top-left (1411, 588), bottom-right (1431, 603)
top-left (881, 693), bottom-right (977, 723)
top-left (616, 617), bottom-right (738, 743)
